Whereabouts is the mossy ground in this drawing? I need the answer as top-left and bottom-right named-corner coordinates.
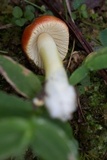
top-left (76, 74), bottom-right (107, 160)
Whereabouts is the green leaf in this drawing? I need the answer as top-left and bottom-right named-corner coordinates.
top-left (24, 10), bottom-right (34, 21)
top-left (99, 28), bottom-right (107, 46)
top-left (14, 154), bottom-right (25, 160)
top-left (0, 91), bottom-right (33, 118)
top-left (49, 119), bottom-right (78, 158)
top-left (0, 118), bottom-right (31, 159)
top-left (37, 75), bottom-right (45, 83)
top-left (15, 18), bottom-right (27, 26)
top-left (84, 47), bottom-right (107, 71)
top-left (31, 117), bottom-right (78, 160)
top-left (69, 65), bottom-right (89, 85)
top-left (69, 47), bottom-right (107, 85)
top-left (0, 55), bottom-right (42, 98)
top-left (25, 5), bottom-right (35, 13)
top-left (73, 0), bottom-right (85, 9)
top-left (80, 4), bottom-right (88, 18)
top-left (43, 10), bottom-right (53, 16)
top-left (12, 6), bottom-right (23, 18)
top-left (80, 74), bottom-right (91, 86)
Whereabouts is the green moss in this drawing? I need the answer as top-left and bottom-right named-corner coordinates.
top-left (77, 74), bottom-right (107, 160)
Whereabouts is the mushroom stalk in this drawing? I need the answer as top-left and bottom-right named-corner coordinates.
top-left (37, 33), bottom-right (77, 121)
top-left (22, 15), bottom-right (77, 121)
top-left (37, 33), bottom-right (64, 78)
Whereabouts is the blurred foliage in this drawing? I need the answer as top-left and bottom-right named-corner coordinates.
top-left (70, 47), bottom-right (107, 85)
top-left (0, 54), bottom-right (78, 160)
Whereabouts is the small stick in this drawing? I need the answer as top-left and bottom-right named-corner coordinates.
top-left (0, 50), bottom-right (8, 54)
top-left (0, 24), bottom-right (13, 30)
top-left (67, 39), bottom-right (75, 69)
top-left (24, 0), bottom-right (45, 12)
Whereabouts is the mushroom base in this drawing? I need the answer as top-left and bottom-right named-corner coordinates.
top-left (44, 69), bottom-right (77, 121)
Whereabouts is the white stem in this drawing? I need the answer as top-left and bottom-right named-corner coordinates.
top-left (37, 33), bottom-right (64, 79)
top-left (36, 33), bottom-right (77, 121)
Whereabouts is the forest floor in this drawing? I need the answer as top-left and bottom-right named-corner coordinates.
top-left (0, 0), bottom-right (107, 160)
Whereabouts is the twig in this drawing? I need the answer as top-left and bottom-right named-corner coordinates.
top-left (102, 150), bottom-right (107, 160)
top-left (0, 50), bottom-right (8, 54)
top-left (0, 24), bottom-right (13, 30)
top-left (62, 0), bottom-right (68, 20)
top-left (67, 39), bottom-right (75, 69)
top-left (77, 97), bottom-right (86, 122)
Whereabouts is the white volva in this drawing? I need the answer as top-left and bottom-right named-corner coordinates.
top-left (44, 70), bottom-right (77, 121)
top-left (34, 33), bottom-right (77, 121)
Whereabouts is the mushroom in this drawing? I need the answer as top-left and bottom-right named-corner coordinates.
top-left (22, 15), bottom-right (77, 121)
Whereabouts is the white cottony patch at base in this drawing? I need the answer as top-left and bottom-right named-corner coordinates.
top-left (44, 71), bottom-right (77, 121)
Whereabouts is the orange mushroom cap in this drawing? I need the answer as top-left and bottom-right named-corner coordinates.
top-left (22, 15), bottom-right (69, 69)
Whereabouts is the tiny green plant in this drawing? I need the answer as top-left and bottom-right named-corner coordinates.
top-left (12, 5), bottom-right (35, 26)
top-left (12, 4), bottom-right (53, 27)
top-left (72, 0), bottom-right (85, 10)
top-left (72, 0), bottom-right (98, 20)
top-left (79, 4), bottom-right (89, 19)
top-left (72, 0), bottom-right (89, 20)
top-left (24, 0), bottom-right (53, 15)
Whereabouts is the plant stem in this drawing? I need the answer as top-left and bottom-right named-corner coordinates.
top-left (24, 0), bottom-right (45, 12)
